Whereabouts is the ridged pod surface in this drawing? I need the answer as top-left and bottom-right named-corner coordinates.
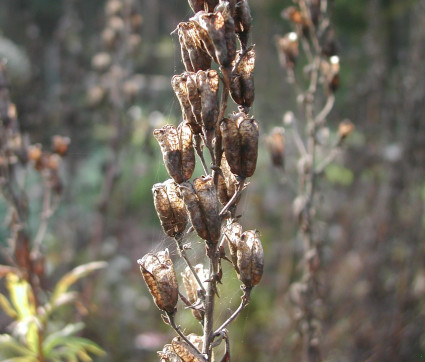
top-left (230, 47), bottom-right (255, 107)
top-left (181, 264), bottom-right (208, 321)
top-left (234, 0), bottom-right (252, 49)
top-left (220, 116), bottom-right (241, 175)
top-left (237, 230), bottom-right (264, 287)
top-left (186, 73), bottom-right (203, 127)
top-left (223, 220), bottom-right (243, 273)
top-left (180, 182), bottom-right (208, 241)
top-left (188, 0), bottom-right (219, 13)
top-left (158, 344), bottom-right (182, 362)
top-left (178, 22), bottom-right (211, 72)
top-left (138, 249), bottom-right (178, 313)
top-left (172, 336), bottom-right (206, 362)
top-left (217, 153), bottom-right (238, 205)
top-left (196, 70), bottom-right (219, 131)
top-left (238, 115), bottom-right (258, 177)
top-left (178, 121), bottom-right (196, 181)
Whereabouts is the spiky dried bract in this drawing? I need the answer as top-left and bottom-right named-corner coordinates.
top-left (234, 0), bottom-right (252, 50)
top-left (238, 116), bottom-right (259, 177)
top-left (172, 336), bottom-right (206, 362)
top-left (138, 249), bottom-right (179, 313)
top-left (193, 176), bottom-right (221, 243)
top-left (196, 70), bottom-right (219, 131)
top-left (223, 221), bottom-right (243, 272)
top-left (266, 127), bottom-right (285, 168)
top-left (230, 47), bottom-right (255, 107)
top-left (178, 122), bottom-right (196, 181)
top-left (220, 117), bottom-right (241, 175)
top-left (237, 230), bottom-right (264, 287)
top-left (217, 154), bottom-right (238, 205)
top-left (182, 264), bottom-right (208, 321)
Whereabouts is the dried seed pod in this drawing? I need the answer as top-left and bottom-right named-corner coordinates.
top-left (230, 47), bottom-right (255, 107)
top-left (153, 180), bottom-right (188, 237)
top-left (193, 176), bottom-right (221, 243)
top-left (188, 0), bottom-right (219, 14)
top-left (276, 32), bottom-right (299, 69)
top-left (338, 120), bottom-right (354, 140)
top-left (237, 230), bottom-right (264, 287)
top-left (138, 249), bottom-right (179, 313)
top-left (172, 336), bottom-right (206, 362)
top-left (220, 116), bottom-right (241, 176)
top-left (52, 135), bottom-right (70, 156)
top-left (180, 182), bottom-right (209, 240)
top-left (266, 127), bottom-right (285, 168)
top-left (181, 264), bottom-right (208, 321)
top-left (186, 74), bottom-right (203, 127)
top-left (178, 122), bottom-right (196, 181)
top-left (217, 153), bottom-right (238, 205)
top-left (158, 344), bottom-right (182, 362)
top-left (238, 116), bottom-right (259, 178)
top-left (196, 70), bottom-right (219, 132)
top-left (234, 0), bottom-right (252, 50)
top-left (223, 220), bottom-right (242, 272)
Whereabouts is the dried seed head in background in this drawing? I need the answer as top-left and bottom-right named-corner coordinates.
top-left (51, 135), bottom-right (71, 156)
top-left (338, 119), bottom-right (354, 140)
top-left (236, 230), bottom-right (264, 288)
top-left (138, 249), bottom-right (179, 313)
top-left (266, 127), bottom-right (285, 168)
top-left (153, 180), bottom-right (188, 237)
top-left (276, 32), bottom-right (299, 69)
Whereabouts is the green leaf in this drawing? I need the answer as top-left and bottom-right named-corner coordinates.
top-left (0, 334), bottom-right (37, 360)
top-left (45, 336), bottom-right (105, 361)
top-left (50, 261), bottom-right (107, 305)
top-left (0, 293), bottom-right (18, 319)
top-left (43, 322), bottom-right (85, 354)
top-left (325, 164), bottom-right (354, 186)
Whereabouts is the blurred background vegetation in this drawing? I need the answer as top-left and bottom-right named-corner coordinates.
top-left (0, 0), bottom-right (424, 360)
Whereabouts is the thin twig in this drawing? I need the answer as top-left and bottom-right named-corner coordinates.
top-left (167, 312), bottom-right (203, 354)
top-left (219, 179), bottom-right (245, 217)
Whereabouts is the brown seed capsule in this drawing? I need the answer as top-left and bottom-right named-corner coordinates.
top-left (188, 0), bottom-right (219, 13)
top-left (172, 336), bottom-right (206, 362)
top-left (158, 344), bottom-right (182, 362)
top-left (220, 116), bottom-right (241, 176)
top-left (52, 135), bottom-right (70, 156)
top-left (193, 176), bottom-right (221, 243)
top-left (230, 47), bottom-right (255, 107)
top-left (276, 32), bottom-right (299, 69)
top-left (180, 181), bottom-right (208, 240)
top-left (338, 120), bottom-right (354, 140)
top-left (223, 220), bottom-right (243, 273)
top-left (217, 153), bottom-right (238, 205)
top-left (138, 249), bottom-right (179, 313)
top-left (186, 73), bottom-right (203, 127)
top-left (178, 122), bottom-right (196, 181)
top-left (181, 264), bottom-right (208, 321)
top-left (234, 0), bottom-right (252, 50)
top-left (153, 180), bottom-right (188, 237)
top-left (266, 127), bottom-right (285, 168)
top-left (27, 144), bottom-right (43, 163)
top-left (238, 116), bottom-right (259, 178)
top-left (196, 70), bottom-right (219, 132)
top-left (237, 230), bottom-right (264, 287)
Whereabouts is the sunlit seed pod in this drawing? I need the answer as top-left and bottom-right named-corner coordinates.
top-left (130, 13), bottom-right (144, 32)
top-left (193, 176), bottom-right (221, 244)
top-left (266, 127), bottom-right (285, 168)
top-left (180, 182), bottom-right (209, 240)
top-left (87, 85), bottom-right (106, 107)
top-left (153, 125), bottom-right (184, 183)
top-left (27, 144), bottom-right (43, 163)
top-left (196, 70), bottom-right (219, 131)
top-left (186, 73), bottom-right (203, 127)
top-left (178, 121), bottom-right (195, 181)
top-left (190, 19), bottom-right (218, 64)
top-left (158, 344), bottom-right (182, 362)
top-left (108, 16), bottom-right (125, 32)
top-left (276, 33), bottom-right (299, 69)
top-left (231, 47), bottom-right (255, 107)
top-left (338, 120), bottom-right (354, 140)
top-left (223, 220), bottom-right (242, 272)
top-left (179, 32), bottom-right (195, 73)
top-left (138, 249), bottom-right (179, 313)
top-left (239, 116), bottom-right (259, 178)
top-left (237, 230), bottom-right (264, 287)
top-left (217, 153), bottom-right (238, 205)
top-left (181, 264), bottom-right (208, 321)
top-left (234, 0), bottom-right (252, 50)
top-left (172, 336), bottom-right (206, 362)
top-left (220, 117), bottom-right (241, 176)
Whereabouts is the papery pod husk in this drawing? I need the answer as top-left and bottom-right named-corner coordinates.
top-left (193, 176), bottom-right (221, 243)
top-left (186, 73), bottom-right (203, 127)
top-left (171, 75), bottom-right (202, 134)
top-left (234, 0), bottom-right (252, 50)
top-left (217, 153), bottom-right (238, 205)
top-left (237, 230), bottom-right (264, 287)
top-left (217, 2), bottom-right (237, 67)
top-left (181, 264), bottom-right (208, 321)
top-left (138, 249), bottom-right (179, 313)
top-left (220, 117), bottom-right (241, 176)
top-left (238, 116), bottom-right (258, 178)
top-left (196, 70), bottom-right (219, 131)
top-left (172, 336), bottom-right (206, 362)
top-left (223, 220), bottom-right (242, 272)
top-left (177, 121), bottom-right (196, 181)
top-left (189, 17), bottom-right (218, 64)
top-left (178, 22), bottom-right (212, 72)
top-left (188, 0), bottom-right (219, 13)
top-left (179, 32), bottom-right (195, 73)
top-left (238, 47), bottom-right (255, 107)
top-left (159, 344), bottom-right (183, 362)
top-left (153, 180), bottom-right (188, 237)
top-left (180, 182), bottom-right (209, 240)
top-left (154, 125), bottom-right (184, 183)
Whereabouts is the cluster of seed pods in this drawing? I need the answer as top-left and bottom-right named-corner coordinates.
top-left (137, 1), bottom-right (264, 360)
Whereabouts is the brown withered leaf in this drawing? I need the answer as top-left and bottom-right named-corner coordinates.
top-left (138, 249), bottom-right (179, 313)
top-left (237, 230), bottom-right (264, 287)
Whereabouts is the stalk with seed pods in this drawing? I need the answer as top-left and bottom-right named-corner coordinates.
top-left (137, 1), bottom-right (263, 360)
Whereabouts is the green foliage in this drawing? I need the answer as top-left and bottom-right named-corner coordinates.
top-left (325, 164), bottom-right (354, 186)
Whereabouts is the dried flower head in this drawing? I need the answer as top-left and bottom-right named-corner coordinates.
top-left (138, 249), bottom-right (179, 313)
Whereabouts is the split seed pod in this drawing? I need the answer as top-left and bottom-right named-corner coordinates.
top-left (154, 122), bottom-right (195, 183)
top-left (220, 113), bottom-right (259, 178)
top-left (223, 220), bottom-right (243, 272)
top-left (172, 336), bottom-right (206, 362)
top-left (217, 154), bottom-right (238, 205)
top-left (181, 264), bottom-right (208, 321)
top-left (180, 176), bottom-right (220, 244)
top-left (138, 249), bottom-right (179, 313)
top-left (237, 230), bottom-right (264, 287)
top-left (234, 0), bottom-right (252, 50)
top-left (230, 47), bottom-right (255, 107)
top-left (153, 179), bottom-right (188, 237)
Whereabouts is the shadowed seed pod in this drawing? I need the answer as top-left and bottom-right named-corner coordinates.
top-left (276, 32), bottom-right (299, 69)
top-left (181, 264), bottom-right (208, 321)
top-left (178, 22), bottom-right (212, 72)
top-left (266, 127), bottom-right (285, 168)
top-left (172, 336), bottom-right (206, 362)
top-left (137, 249), bottom-right (179, 313)
top-left (220, 112), bottom-right (259, 178)
top-left (188, 0), bottom-right (219, 14)
top-left (234, 0), bottom-right (252, 50)
top-left (154, 123), bottom-right (195, 183)
top-left (180, 176), bottom-right (220, 244)
top-left (282, 6), bottom-right (311, 36)
top-left (172, 74), bottom-right (202, 134)
top-left (153, 179), bottom-right (188, 237)
top-left (217, 153), bottom-right (238, 205)
top-left (230, 46), bottom-right (255, 107)
top-left (223, 220), bottom-right (243, 272)
top-left (237, 230), bottom-right (264, 287)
